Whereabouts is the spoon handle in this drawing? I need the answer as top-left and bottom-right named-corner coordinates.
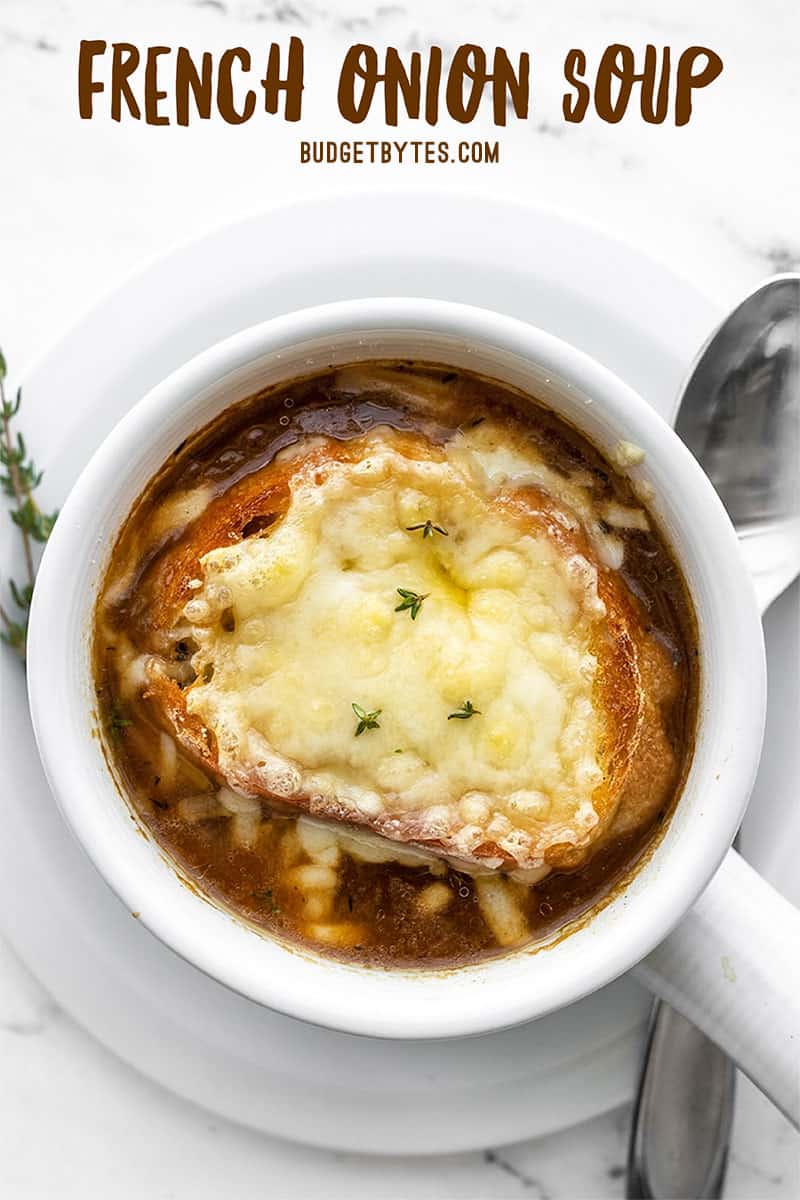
top-left (634, 849), bottom-right (800, 1126)
top-left (626, 1000), bottom-right (735, 1199)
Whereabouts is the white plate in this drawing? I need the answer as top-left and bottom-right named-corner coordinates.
top-left (1, 193), bottom-right (796, 1154)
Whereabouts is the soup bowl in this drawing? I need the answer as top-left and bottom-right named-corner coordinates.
top-left (26, 299), bottom-right (799, 1119)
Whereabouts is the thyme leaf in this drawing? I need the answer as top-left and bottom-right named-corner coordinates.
top-left (352, 701), bottom-right (382, 736)
top-left (406, 520), bottom-right (448, 539)
top-left (448, 700), bottom-right (481, 721)
top-left (394, 587), bottom-right (428, 620)
top-left (252, 887), bottom-right (281, 914)
top-left (105, 699), bottom-right (132, 738)
top-left (0, 617), bottom-right (27, 657)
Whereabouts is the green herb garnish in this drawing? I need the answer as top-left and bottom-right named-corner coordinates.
top-left (0, 347), bottom-right (58, 662)
top-left (394, 588), bottom-right (428, 620)
top-left (252, 888), bottom-right (281, 914)
top-left (352, 702), bottom-right (382, 736)
top-left (106, 699), bottom-right (133, 738)
top-left (448, 700), bottom-right (481, 721)
top-left (406, 520), bottom-right (448, 539)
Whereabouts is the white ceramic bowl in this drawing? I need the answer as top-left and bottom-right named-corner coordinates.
top-left (26, 299), bottom-right (770, 1049)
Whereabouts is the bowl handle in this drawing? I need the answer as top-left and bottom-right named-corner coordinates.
top-left (633, 847), bottom-right (800, 1127)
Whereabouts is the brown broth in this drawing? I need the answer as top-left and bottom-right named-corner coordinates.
top-left (93, 362), bottom-right (698, 967)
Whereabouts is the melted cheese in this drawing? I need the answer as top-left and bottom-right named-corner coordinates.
top-left (179, 426), bottom-right (621, 870)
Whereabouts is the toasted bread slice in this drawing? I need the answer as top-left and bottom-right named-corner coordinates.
top-left (135, 424), bottom-right (645, 874)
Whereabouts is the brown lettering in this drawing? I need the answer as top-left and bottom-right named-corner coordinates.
top-left (676, 46), bottom-right (723, 126)
top-left (217, 48), bottom-right (256, 124)
top-left (338, 45), bottom-right (378, 123)
top-left (446, 45), bottom-right (487, 124)
top-left (175, 48), bottom-right (213, 125)
top-left (261, 36), bottom-right (304, 121)
top-left (384, 48), bottom-right (421, 125)
top-left (493, 47), bottom-right (529, 125)
top-left (424, 47), bottom-right (443, 124)
top-left (563, 49), bottom-right (590, 122)
top-left (640, 44), bottom-right (671, 124)
top-left (78, 39), bottom-right (106, 118)
top-left (594, 44), bottom-right (637, 123)
top-left (144, 46), bottom-right (170, 125)
top-left (111, 43), bottom-right (141, 122)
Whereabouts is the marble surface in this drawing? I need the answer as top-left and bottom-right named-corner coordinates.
top-left (1, 1), bottom-right (798, 1196)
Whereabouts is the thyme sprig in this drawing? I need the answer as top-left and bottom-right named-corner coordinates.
top-left (394, 587), bottom-right (428, 620)
top-left (448, 700), bottom-right (481, 721)
top-left (352, 702), bottom-right (382, 737)
top-left (0, 348), bottom-right (57, 661)
top-left (406, 520), bottom-right (448, 539)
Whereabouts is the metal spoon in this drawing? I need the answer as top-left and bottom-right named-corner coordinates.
top-left (627, 273), bottom-right (800, 1200)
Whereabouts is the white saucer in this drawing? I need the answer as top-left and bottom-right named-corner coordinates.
top-left (1, 194), bottom-right (796, 1154)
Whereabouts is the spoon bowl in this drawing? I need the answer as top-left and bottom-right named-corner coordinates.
top-left (676, 274), bottom-right (800, 609)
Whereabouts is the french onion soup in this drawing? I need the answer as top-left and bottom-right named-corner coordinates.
top-left (93, 362), bottom-right (698, 965)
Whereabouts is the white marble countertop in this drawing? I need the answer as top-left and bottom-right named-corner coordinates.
top-left (1, 1), bottom-right (798, 1196)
